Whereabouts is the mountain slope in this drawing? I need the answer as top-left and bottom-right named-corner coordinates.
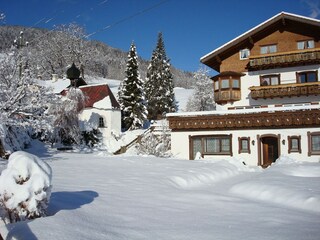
top-left (0, 25), bottom-right (194, 88)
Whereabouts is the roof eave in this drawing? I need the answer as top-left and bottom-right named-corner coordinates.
top-left (200, 12), bottom-right (320, 66)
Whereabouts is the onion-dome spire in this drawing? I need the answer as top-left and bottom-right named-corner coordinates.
top-left (66, 63), bottom-right (80, 80)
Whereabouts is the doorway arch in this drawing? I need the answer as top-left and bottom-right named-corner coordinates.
top-left (258, 134), bottom-right (280, 167)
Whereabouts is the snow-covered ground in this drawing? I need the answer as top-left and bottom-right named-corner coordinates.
top-left (0, 141), bottom-right (319, 240)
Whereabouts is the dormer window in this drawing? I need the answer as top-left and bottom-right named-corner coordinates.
top-left (297, 40), bottom-right (314, 50)
top-left (260, 44), bottom-right (277, 54)
top-left (239, 49), bottom-right (250, 60)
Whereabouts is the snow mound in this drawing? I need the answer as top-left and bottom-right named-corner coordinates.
top-left (168, 159), bottom-right (251, 189)
top-left (270, 156), bottom-right (320, 177)
top-left (230, 161), bottom-right (320, 213)
top-left (0, 151), bottom-right (52, 222)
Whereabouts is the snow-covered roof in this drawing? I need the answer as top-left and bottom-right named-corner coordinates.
top-left (200, 12), bottom-right (320, 65)
top-left (79, 84), bottom-right (120, 109)
top-left (35, 78), bottom-right (69, 94)
top-left (166, 103), bottom-right (320, 118)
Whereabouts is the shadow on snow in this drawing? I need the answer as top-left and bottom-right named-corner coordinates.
top-left (48, 190), bottom-right (99, 215)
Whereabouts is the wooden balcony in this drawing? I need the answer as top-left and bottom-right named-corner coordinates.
top-left (214, 89), bottom-right (241, 104)
top-left (249, 82), bottom-right (320, 99)
top-left (247, 48), bottom-right (320, 70)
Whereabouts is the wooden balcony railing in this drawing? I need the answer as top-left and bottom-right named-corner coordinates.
top-left (248, 48), bottom-right (320, 70)
top-left (214, 89), bottom-right (241, 104)
top-left (249, 82), bottom-right (320, 99)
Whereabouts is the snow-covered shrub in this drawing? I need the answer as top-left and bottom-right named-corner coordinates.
top-left (0, 124), bottom-right (32, 158)
top-left (0, 151), bottom-right (52, 223)
top-left (137, 131), bottom-right (171, 157)
top-left (49, 87), bottom-right (85, 145)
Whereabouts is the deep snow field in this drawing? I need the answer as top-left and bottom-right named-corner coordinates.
top-left (0, 141), bottom-right (319, 240)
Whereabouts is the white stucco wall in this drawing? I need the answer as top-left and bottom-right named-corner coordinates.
top-left (79, 108), bottom-right (121, 143)
top-left (171, 127), bottom-right (320, 166)
top-left (218, 64), bottom-right (320, 110)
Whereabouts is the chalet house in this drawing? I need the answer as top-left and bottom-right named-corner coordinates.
top-left (167, 12), bottom-right (320, 167)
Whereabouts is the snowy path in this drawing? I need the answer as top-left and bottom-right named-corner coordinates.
top-left (1, 152), bottom-right (320, 240)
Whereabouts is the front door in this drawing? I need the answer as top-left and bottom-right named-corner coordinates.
top-left (261, 137), bottom-right (279, 167)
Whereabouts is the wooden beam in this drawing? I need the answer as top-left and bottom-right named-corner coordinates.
top-left (215, 55), bottom-right (221, 64)
top-left (248, 36), bottom-right (254, 45)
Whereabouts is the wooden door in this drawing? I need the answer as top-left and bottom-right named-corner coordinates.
top-left (261, 137), bottom-right (278, 167)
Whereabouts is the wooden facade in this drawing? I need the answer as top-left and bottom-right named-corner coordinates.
top-left (168, 108), bottom-right (320, 131)
top-left (201, 13), bottom-right (320, 72)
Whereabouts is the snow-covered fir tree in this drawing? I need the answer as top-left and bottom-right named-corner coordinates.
top-left (145, 32), bottom-right (177, 120)
top-left (186, 67), bottom-right (215, 111)
top-left (118, 42), bottom-right (147, 130)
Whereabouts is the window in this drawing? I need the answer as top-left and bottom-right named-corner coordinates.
top-left (214, 80), bottom-right (219, 91)
top-left (238, 137), bottom-right (251, 154)
top-left (221, 79), bottom-right (229, 89)
top-left (260, 74), bottom-right (280, 86)
top-left (240, 49), bottom-right (250, 60)
top-left (214, 79), bottom-right (241, 90)
top-left (98, 117), bottom-right (105, 128)
top-left (288, 136), bottom-right (301, 153)
top-left (297, 71), bottom-right (318, 83)
top-left (308, 132), bottom-right (320, 156)
top-left (232, 79), bottom-right (240, 89)
top-left (297, 40), bottom-right (315, 50)
top-left (260, 44), bottom-right (277, 54)
top-left (190, 135), bottom-right (232, 159)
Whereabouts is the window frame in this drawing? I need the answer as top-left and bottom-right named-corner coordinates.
top-left (260, 74), bottom-right (280, 86)
top-left (98, 116), bottom-right (105, 128)
top-left (296, 71), bottom-right (318, 83)
top-left (189, 134), bottom-right (233, 159)
top-left (221, 79), bottom-right (230, 89)
top-left (214, 77), bottom-right (241, 91)
top-left (288, 135), bottom-right (301, 153)
top-left (238, 137), bottom-right (251, 154)
top-left (239, 48), bottom-right (250, 60)
top-left (297, 39), bottom-right (315, 50)
top-left (214, 80), bottom-right (219, 92)
top-left (260, 44), bottom-right (277, 54)
top-left (308, 131), bottom-right (320, 156)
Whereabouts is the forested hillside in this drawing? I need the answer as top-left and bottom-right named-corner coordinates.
top-left (0, 25), bottom-right (194, 88)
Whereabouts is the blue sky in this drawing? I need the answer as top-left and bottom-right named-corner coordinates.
top-left (1, 0), bottom-right (320, 73)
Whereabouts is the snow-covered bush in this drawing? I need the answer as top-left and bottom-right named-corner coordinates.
top-left (0, 124), bottom-right (32, 158)
top-left (0, 151), bottom-right (52, 223)
top-left (138, 132), bottom-right (171, 157)
top-left (48, 87), bottom-right (86, 145)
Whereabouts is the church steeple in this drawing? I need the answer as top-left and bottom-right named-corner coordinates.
top-left (67, 63), bottom-right (81, 87)
top-left (66, 63), bottom-right (87, 88)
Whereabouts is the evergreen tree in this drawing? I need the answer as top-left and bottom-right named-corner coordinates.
top-left (186, 67), bottom-right (215, 111)
top-left (145, 32), bottom-right (177, 120)
top-left (118, 42), bottom-right (147, 130)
